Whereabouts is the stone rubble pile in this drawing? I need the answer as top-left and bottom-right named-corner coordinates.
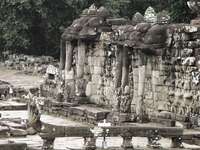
top-left (0, 52), bottom-right (59, 75)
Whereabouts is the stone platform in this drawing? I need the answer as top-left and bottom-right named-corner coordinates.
top-left (44, 101), bottom-right (111, 124)
top-left (0, 101), bottom-right (27, 110)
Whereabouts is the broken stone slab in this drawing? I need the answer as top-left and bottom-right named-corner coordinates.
top-left (0, 142), bottom-right (27, 150)
top-left (9, 127), bottom-right (28, 137)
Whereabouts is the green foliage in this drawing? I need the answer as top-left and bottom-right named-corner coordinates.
top-left (0, 0), bottom-right (93, 56)
top-left (0, 0), bottom-right (196, 57)
top-left (169, 0), bottom-right (195, 23)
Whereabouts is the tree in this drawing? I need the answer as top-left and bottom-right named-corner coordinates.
top-left (0, 0), bottom-right (196, 57)
top-left (169, 0), bottom-right (195, 23)
top-left (0, 0), bottom-right (93, 56)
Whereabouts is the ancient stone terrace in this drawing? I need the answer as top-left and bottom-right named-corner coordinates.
top-left (46, 2), bottom-right (200, 125)
top-left (25, 2), bottom-right (200, 149)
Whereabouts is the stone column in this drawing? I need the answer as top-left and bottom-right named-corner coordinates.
top-left (121, 46), bottom-right (129, 88)
top-left (77, 40), bottom-right (86, 78)
top-left (65, 41), bottom-right (73, 72)
top-left (60, 39), bottom-right (66, 70)
top-left (114, 45), bottom-right (123, 88)
top-left (136, 52), bottom-right (146, 121)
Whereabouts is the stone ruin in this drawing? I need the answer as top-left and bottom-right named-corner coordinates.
top-left (0, 52), bottom-right (59, 76)
top-left (44, 1), bottom-right (200, 125)
top-left (19, 1), bottom-right (200, 149)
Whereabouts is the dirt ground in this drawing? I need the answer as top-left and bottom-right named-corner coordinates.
top-left (0, 66), bottom-right (43, 89)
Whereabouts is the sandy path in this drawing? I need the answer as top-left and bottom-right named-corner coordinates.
top-left (0, 67), bottom-right (43, 89)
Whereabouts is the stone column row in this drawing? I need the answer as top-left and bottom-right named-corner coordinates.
top-left (64, 40), bottom-right (86, 79)
top-left (62, 39), bottom-right (87, 103)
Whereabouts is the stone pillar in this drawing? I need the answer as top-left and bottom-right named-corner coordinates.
top-left (77, 40), bottom-right (86, 78)
top-left (121, 46), bottom-right (129, 88)
top-left (60, 39), bottom-right (66, 70)
top-left (114, 45), bottom-right (123, 88)
top-left (136, 52), bottom-right (147, 122)
top-left (65, 41), bottom-right (73, 72)
top-left (136, 65), bottom-right (146, 120)
top-left (41, 137), bottom-right (55, 150)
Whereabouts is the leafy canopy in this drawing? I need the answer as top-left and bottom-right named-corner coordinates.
top-left (0, 0), bottom-right (195, 57)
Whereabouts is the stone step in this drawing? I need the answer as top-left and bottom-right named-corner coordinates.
top-left (0, 101), bottom-right (27, 110)
top-left (69, 105), bottom-right (110, 122)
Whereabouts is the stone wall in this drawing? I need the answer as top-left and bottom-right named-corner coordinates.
top-left (59, 4), bottom-right (200, 120)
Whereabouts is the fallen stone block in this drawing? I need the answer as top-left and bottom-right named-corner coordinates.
top-left (10, 127), bottom-right (27, 137)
